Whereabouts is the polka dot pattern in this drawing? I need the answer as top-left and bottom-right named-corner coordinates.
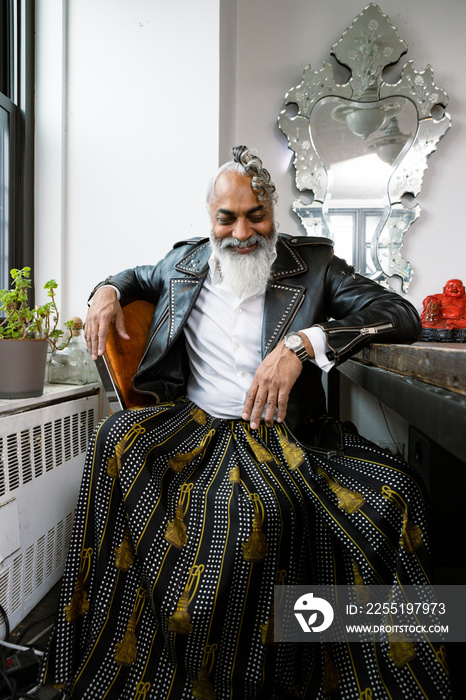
top-left (41, 401), bottom-right (451, 699)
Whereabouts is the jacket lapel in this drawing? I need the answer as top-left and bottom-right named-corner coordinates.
top-left (262, 238), bottom-right (308, 355)
top-left (168, 239), bottom-right (211, 340)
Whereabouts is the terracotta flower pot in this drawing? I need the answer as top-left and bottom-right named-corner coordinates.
top-left (0, 338), bottom-right (48, 399)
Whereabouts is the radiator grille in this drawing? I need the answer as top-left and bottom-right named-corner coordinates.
top-left (0, 406), bottom-right (96, 499)
top-left (0, 393), bottom-right (100, 635)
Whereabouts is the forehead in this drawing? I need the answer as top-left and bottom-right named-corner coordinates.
top-left (210, 171), bottom-right (261, 211)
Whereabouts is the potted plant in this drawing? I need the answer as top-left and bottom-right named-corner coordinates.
top-left (0, 267), bottom-right (74, 398)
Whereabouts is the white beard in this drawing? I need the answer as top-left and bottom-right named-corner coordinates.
top-left (211, 230), bottom-right (277, 299)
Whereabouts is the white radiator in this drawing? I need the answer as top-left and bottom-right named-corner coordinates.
top-left (0, 393), bottom-right (100, 636)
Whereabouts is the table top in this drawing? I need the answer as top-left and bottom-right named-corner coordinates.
top-left (354, 342), bottom-right (466, 396)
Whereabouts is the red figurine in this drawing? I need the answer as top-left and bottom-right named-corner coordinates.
top-left (421, 279), bottom-right (466, 328)
top-left (421, 279), bottom-right (466, 341)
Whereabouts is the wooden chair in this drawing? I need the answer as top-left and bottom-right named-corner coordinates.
top-left (95, 299), bottom-right (156, 411)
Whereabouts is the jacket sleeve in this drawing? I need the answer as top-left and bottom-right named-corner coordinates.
top-left (87, 239), bottom-right (203, 305)
top-left (317, 254), bottom-right (422, 365)
top-left (88, 264), bottom-right (165, 307)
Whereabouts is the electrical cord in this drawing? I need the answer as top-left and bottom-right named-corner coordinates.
top-left (0, 603), bottom-right (11, 647)
top-left (0, 663), bottom-right (42, 699)
top-left (0, 603), bottom-right (64, 698)
top-left (0, 605), bottom-right (54, 699)
top-left (0, 666), bottom-right (15, 695)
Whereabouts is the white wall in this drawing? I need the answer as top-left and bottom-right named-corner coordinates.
top-left (35, 0), bottom-right (221, 322)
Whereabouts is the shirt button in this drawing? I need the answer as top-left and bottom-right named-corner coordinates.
top-left (236, 308), bottom-right (242, 313)
top-left (236, 342), bottom-right (242, 348)
top-left (241, 371), bottom-right (246, 377)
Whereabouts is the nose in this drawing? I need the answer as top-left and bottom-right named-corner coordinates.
top-left (232, 217), bottom-right (252, 241)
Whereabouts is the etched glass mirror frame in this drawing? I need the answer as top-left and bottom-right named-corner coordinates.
top-left (278, 3), bottom-right (451, 292)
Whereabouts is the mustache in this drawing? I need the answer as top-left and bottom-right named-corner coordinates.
top-left (216, 234), bottom-right (268, 250)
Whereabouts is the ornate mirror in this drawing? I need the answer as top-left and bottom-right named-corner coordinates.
top-left (278, 3), bottom-right (451, 291)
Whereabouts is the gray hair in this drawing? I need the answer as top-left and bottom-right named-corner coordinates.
top-left (206, 145), bottom-right (278, 208)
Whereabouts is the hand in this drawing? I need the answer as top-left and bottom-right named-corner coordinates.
top-left (84, 286), bottom-right (130, 360)
top-left (242, 336), bottom-right (312, 430)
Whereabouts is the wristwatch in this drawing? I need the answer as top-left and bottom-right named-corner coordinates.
top-left (284, 332), bottom-right (310, 362)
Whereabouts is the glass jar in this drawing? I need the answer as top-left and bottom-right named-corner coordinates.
top-left (48, 316), bottom-right (98, 385)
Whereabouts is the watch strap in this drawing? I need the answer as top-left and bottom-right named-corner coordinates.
top-left (294, 344), bottom-right (309, 362)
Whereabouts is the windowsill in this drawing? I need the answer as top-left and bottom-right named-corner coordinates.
top-left (0, 382), bottom-right (102, 417)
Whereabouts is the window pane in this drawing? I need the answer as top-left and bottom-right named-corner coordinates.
top-left (364, 214), bottom-right (380, 276)
top-left (328, 213), bottom-right (355, 266)
top-left (0, 105), bottom-right (8, 290)
top-left (0, 0), bottom-right (11, 98)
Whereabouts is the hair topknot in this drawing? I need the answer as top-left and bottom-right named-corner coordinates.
top-left (232, 145), bottom-right (249, 164)
top-left (206, 146), bottom-right (278, 207)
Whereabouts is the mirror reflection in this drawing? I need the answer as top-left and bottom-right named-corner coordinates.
top-left (309, 95), bottom-right (417, 277)
top-left (279, 3), bottom-right (451, 291)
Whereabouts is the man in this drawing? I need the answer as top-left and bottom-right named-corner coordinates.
top-left (41, 147), bottom-right (450, 699)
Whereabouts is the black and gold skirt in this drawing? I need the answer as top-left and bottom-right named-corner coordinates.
top-left (41, 399), bottom-right (450, 699)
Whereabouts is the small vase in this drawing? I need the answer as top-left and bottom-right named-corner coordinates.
top-left (0, 338), bottom-right (48, 399)
top-left (49, 317), bottom-right (98, 385)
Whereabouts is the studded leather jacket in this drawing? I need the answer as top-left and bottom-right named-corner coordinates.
top-left (97, 235), bottom-right (421, 448)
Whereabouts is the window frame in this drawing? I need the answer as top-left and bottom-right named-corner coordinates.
top-left (0, 0), bottom-right (34, 295)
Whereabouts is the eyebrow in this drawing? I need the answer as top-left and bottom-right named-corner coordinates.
top-left (216, 205), bottom-right (265, 217)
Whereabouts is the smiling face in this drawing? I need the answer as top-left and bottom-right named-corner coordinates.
top-left (209, 171), bottom-right (277, 299)
top-left (443, 279), bottom-right (465, 298)
top-left (209, 171), bottom-right (275, 254)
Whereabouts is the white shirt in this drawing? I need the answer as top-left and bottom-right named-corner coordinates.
top-left (184, 254), bottom-right (333, 419)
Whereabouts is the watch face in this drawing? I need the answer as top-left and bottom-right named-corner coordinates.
top-left (286, 333), bottom-right (303, 350)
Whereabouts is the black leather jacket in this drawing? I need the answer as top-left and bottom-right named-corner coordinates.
top-left (97, 235), bottom-right (421, 447)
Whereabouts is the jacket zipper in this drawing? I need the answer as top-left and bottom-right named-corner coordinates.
top-left (358, 322), bottom-right (394, 335)
top-left (324, 321), bottom-right (394, 357)
top-left (325, 322), bottom-right (394, 335)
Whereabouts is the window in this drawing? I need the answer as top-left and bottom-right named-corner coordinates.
top-left (0, 0), bottom-right (34, 292)
top-left (328, 209), bottom-right (383, 276)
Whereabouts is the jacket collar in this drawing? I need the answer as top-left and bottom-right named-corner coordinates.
top-left (174, 236), bottom-right (308, 280)
top-left (174, 239), bottom-right (211, 276)
top-left (270, 237), bottom-right (308, 279)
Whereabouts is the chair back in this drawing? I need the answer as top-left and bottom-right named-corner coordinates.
top-left (96, 299), bottom-right (156, 411)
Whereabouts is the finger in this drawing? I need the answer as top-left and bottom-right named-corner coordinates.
top-left (84, 321), bottom-right (98, 360)
top-left (115, 312), bottom-right (130, 341)
top-left (87, 329), bottom-right (100, 361)
top-left (249, 389), bottom-right (268, 430)
top-left (275, 391), bottom-right (289, 424)
top-left (96, 324), bottom-right (110, 359)
top-left (242, 382), bottom-right (258, 421)
top-left (264, 390), bottom-right (279, 428)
